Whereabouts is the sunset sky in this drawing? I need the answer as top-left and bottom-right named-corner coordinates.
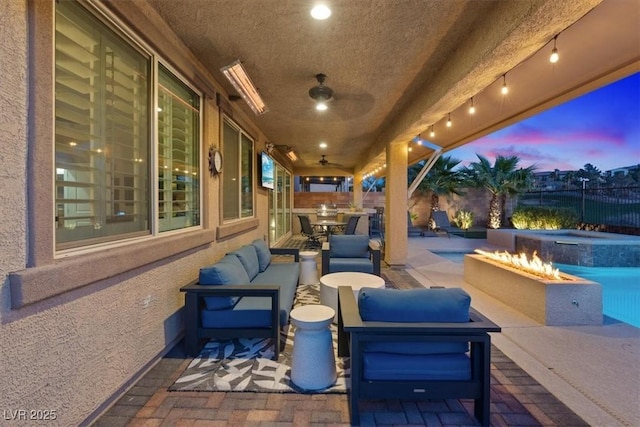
top-left (448, 73), bottom-right (640, 173)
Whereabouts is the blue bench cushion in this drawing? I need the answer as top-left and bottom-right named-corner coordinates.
top-left (252, 239), bottom-right (272, 272)
top-left (199, 255), bottom-right (250, 310)
top-left (359, 287), bottom-right (471, 355)
top-left (330, 234), bottom-right (370, 258)
top-left (329, 258), bottom-right (374, 274)
top-left (202, 297), bottom-right (289, 328)
top-left (359, 287), bottom-right (471, 322)
top-left (363, 352), bottom-right (471, 380)
top-left (229, 245), bottom-right (260, 280)
top-left (248, 263), bottom-right (299, 324)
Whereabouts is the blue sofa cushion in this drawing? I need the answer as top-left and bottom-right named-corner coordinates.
top-left (363, 352), bottom-right (471, 380)
top-left (359, 287), bottom-right (471, 355)
top-left (330, 235), bottom-right (370, 258)
top-left (202, 295), bottom-right (291, 328)
top-left (229, 245), bottom-right (260, 280)
top-left (251, 239), bottom-right (272, 272)
top-left (359, 287), bottom-right (471, 322)
top-left (199, 255), bottom-right (250, 310)
top-left (329, 258), bottom-right (373, 274)
top-left (202, 302), bottom-right (275, 328)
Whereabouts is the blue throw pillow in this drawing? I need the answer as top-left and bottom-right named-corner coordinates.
top-left (199, 255), bottom-right (250, 311)
top-left (329, 234), bottom-right (370, 258)
top-left (199, 255), bottom-right (251, 285)
top-left (358, 287), bottom-right (471, 322)
top-left (229, 245), bottom-right (260, 280)
top-left (251, 239), bottom-right (272, 272)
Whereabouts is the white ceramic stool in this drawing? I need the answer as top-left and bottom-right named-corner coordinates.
top-left (289, 305), bottom-right (336, 390)
top-left (299, 251), bottom-right (319, 285)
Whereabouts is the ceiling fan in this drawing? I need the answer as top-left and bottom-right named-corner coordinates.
top-left (318, 155), bottom-right (341, 166)
top-left (308, 73), bottom-right (334, 111)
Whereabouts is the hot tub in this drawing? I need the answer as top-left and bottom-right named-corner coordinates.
top-left (492, 230), bottom-right (640, 267)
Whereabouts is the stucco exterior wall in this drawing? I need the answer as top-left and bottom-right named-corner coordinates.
top-left (0, 1), bottom-right (270, 425)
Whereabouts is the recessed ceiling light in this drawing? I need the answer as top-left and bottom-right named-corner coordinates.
top-left (319, 142), bottom-right (327, 148)
top-left (311, 4), bottom-right (331, 20)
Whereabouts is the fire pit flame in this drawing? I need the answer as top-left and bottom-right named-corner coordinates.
top-left (474, 249), bottom-right (563, 280)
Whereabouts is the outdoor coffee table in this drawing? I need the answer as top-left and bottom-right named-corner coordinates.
top-left (319, 272), bottom-right (385, 321)
top-left (289, 304), bottom-right (336, 390)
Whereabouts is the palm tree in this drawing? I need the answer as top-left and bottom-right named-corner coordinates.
top-left (409, 155), bottom-right (465, 227)
top-left (462, 154), bottom-right (536, 229)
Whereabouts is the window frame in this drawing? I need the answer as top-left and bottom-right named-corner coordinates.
top-left (52, 0), bottom-right (204, 257)
top-left (221, 115), bottom-right (255, 224)
top-left (11, 0), bottom-right (220, 309)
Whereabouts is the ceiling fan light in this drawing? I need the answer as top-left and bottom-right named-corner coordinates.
top-left (316, 101), bottom-right (328, 111)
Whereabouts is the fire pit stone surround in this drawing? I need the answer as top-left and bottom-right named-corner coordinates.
top-left (464, 254), bottom-right (602, 326)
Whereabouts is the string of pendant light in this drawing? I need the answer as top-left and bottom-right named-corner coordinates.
top-left (362, 30), bottom-right (564, 178)
top-left (423, 31), bottom-right (562, 139)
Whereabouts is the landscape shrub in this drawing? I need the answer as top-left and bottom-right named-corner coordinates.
top-left (511, 206), bottom-right (579, 229)
top-left (453, 209), bottom-right (474, 230)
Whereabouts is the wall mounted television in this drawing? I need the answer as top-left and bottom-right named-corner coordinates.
top-left (260, 151), bottom-right (275, 190)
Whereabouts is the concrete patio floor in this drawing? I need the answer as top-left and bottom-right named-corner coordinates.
top-left (405, 234), bottom-right (640, 427)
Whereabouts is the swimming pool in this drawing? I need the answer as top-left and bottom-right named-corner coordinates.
top-left (556, 263), bottom-right (640, 328)
top-left (434, 251), bottom-right (640, 328)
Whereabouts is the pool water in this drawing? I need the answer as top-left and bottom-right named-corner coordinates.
top-left (556, 263), bottom-right (640, 328)
top-left (434, 252), bottom-right (640, 328)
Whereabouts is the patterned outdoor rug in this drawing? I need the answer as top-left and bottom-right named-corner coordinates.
top-left (169, 284), bottom-right (349, 394)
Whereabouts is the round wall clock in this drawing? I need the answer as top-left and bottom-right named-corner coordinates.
top-left (209, 147), bottom-right (223, 175)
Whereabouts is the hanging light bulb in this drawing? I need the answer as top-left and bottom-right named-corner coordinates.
top-left (446, 113), bottom-right (452, 127)
top-left (316, 101), bottom-right (328, 111)
top-left (549, 35), bottom-right (559, 63)
top-left (501, 74), bottom-right (509, 95)
top-left (468, 97), bottom-right (476, 114)
top-left (429, 125), bottom-right (435, 138)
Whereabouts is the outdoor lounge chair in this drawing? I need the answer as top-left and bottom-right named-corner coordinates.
top-left (431, 210), bottom-right (462, 238)
top-left (337, 286), bottom-right (501, 426)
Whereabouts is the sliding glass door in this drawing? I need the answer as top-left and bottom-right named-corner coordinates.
top-left (268, 162), bottom-right (292, 244)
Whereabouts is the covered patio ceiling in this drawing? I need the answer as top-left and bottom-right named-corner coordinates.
top-left (146, 0), bottom-right (639, 177)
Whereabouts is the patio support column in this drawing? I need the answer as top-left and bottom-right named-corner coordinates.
top-left (384, 142), bottom-right (408, 267)
top-left (353, 171), bottom-right (363, 208)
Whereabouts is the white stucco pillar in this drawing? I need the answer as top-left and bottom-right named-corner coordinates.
top-left (384, 142), bottom-right (408, 266)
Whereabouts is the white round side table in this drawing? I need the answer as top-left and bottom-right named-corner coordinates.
top-left (319, 272), bottom-right (386, 321)
top-left (289, 304), bottom-right (336, 390)
top-left (299, 251), bottom-right (319, 284)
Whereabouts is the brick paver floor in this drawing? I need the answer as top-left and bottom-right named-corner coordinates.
top-left (94, 340), bottom-right (588, 426)
top-left (94, 244), bottom-right (589, 426)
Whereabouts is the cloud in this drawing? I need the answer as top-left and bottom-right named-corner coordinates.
top-left (451, 74), bottom-right (639, 172)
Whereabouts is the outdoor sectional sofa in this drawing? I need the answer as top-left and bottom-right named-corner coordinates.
top-left (180, 239), bottom-right (300, 359)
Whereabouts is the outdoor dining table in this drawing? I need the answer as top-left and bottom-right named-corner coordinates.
top-left (312, 220), bottom-right (347, 237)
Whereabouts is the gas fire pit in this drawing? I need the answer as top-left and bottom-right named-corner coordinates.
top-left (464, 251), bottom-right (602, 326)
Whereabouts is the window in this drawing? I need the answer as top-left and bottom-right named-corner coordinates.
top-left (222, 118), bottom-right (254, 221)
top-left (158, 64), bottom-right (200, 232)
top-left (54, 1), bottom-right (201, 252)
